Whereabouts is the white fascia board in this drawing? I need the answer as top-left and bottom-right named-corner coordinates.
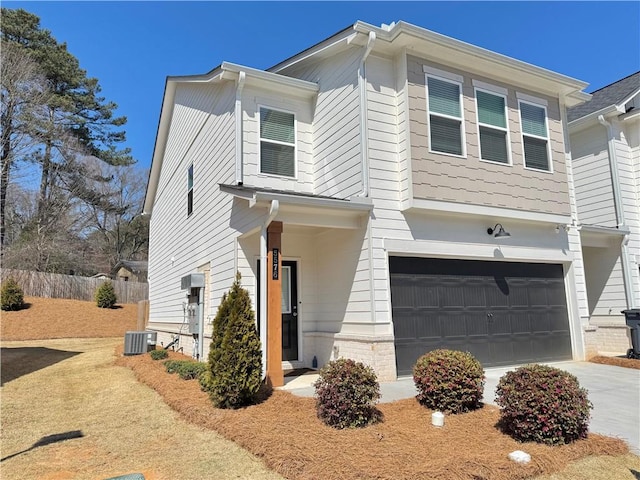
top-left (405, 198), bottom-right (572, 225)
top-left (253, 191), bottom-right (373, 212)
top-left (568, 104), bottom-right (622, 133)
top-left (353, 21), bottom-right (589, 104)
top-left (579, 224), bottom-right (630, 236)
top-left (144, 80), bottom-right (177, 215)
top-left (221, 62), bottom-right (319, 97)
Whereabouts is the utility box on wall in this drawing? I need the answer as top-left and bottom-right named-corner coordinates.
top-left (181, 273), bottom-right (205, 290)
top-left (181, 273), bottom-right (205, 360)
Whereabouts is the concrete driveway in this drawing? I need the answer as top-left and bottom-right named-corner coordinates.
top-left (287, 361), bottom-right (640, 454)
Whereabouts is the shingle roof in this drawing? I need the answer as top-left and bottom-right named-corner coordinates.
top-left (568, 71), bottom-right (640, 122)
top-left (114, 260), bottom-right (148, 273)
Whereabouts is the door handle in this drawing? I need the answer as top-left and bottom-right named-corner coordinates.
top-left (293, 312), bottom-right (297, 317)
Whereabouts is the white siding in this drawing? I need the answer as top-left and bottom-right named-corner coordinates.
top-left (583, 246), bottom-right (627, 316)
top-left (241, 86), bottom-right (315, 193)
top-left (571, 125), bottom-right (617, 227)
top-left (148, 81), bottom-right (265, 332)
top-left (287, 48), bottom-right (363, 198)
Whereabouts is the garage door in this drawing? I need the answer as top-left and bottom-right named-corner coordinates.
top-left (390, 257), bottom-right (572, 376)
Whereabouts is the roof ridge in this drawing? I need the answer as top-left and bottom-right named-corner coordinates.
top-left (589, 70), bottom-right (640, 94)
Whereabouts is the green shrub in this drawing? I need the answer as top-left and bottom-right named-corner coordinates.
top-left (495, 364), bottom-right (592, 445)
top-left (201, 273), bottom-right (263, 408)
top-left (95, 281), bottom-right (117, 308)
top-left (1, 277), bottom-right (24, 311)
top-left (313, 358), bottom-right (382, 429)
top-left (413, 349), bottom-right (484, 414)
top-left (149, 349), bottom-right (168, 360)
top-left (163, 359), bottom-right (206, 380)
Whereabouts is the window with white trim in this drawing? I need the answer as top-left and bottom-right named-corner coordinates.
top-left (260, 107), bottom-right (295, 177)
top-left (519, 101), bottom-right (551, 171)
top-left (187, 164), bottom-right (193, 216)
top-left (426, 76), bottom-right (464, 156)
top-left (475, 89), bottom-right (509, 164)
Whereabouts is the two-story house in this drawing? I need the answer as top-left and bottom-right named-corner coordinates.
top-left (568, 72), bottom-right (640, 355)
top-left (143, 21), bottom-right (591, 385)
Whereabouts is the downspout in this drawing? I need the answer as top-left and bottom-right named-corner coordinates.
top-left (235, 71), bottom-right (246, 185)
top-left (355, 31), bottom-right (377, 327)
top-left (356, 31), bottom-right (376, 198)
top-left (598, 115), bottom-right (635, 308)
top-left (260, 200), bottom-right (279, 378)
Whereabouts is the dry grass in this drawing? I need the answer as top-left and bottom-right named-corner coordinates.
top-left (589, 355), bottom-right (640, 370)
top-left (117, 350), bottom-right (635, 480)
top-left (1, 296), bottom-right (138, 340)
top-left (1, 338), bottom-right (283, 480)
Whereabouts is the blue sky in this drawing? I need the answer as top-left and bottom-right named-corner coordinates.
top-left (5, 1), bottom-right (640, 171)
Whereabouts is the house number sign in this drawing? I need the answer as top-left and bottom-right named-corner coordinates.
top-left (272, 248), bottom-right (279, 280)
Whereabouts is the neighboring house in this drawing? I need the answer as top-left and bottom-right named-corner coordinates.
top-left (112, 260), bottom-right (148, 282)
top-left (568, 72), bottom-right (640, 355)
top-left (144, 20), bottom-right (592, 385)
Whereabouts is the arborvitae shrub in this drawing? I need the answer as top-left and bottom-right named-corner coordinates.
top-left (313, 358), bottom-right (382, 429)
top-left (495, 364), bottom-right (592, 445)
top-left (413, 349), bottom-right (485, 414)
top-left (95, 281), bottom-right (117, 308)
top-left (1, 277), bottom-right (24, 311)
top-left (163, 359), bottom-right (207, 380)
top-left (149, 349), bottom-right (168, 360)
top-left (201, 273), bottom-right (263, 408)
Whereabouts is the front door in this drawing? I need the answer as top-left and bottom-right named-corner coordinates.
top-left (257, 260), bottom-right (299, 361)
top-left (281, 261), bottom-right (299, 361)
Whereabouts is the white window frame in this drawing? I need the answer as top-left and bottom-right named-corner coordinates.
top-left (474, 86), bottom-right (512, 166)
top-left (187, 163), bottom-right (194, 217)
top-left (258, 105), bottom-right (297, 179)
top-left (424, 72), bottom-right (466, 158)
top-left (518, 97), bottom-right (553, 173)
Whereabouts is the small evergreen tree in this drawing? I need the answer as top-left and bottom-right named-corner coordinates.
top-left (95, 281), bottom-right (116, 308)
top-left (1, 277), bottom-right (24, 311)
top-left (203, 273), bottom-right (263, 408)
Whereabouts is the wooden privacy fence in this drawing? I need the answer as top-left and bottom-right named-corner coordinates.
top-left (1, 269), bottom-right (148, 304)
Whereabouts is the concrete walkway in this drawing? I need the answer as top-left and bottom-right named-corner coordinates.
top-left (286, 361), bottom-right (640, 454)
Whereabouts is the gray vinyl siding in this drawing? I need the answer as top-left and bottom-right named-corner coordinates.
top-left (286, 48), bottom-right (363, 198)
top-left (407, 55), bottom-right (571, 216)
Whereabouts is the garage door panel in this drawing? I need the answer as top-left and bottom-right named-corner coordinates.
top-left (390, 257), bottom-right (573, 376)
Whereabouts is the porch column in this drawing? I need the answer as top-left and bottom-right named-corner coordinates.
top-left (267, 221), bottom-right (284, 387)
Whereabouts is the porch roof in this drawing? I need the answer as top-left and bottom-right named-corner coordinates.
top-left (219, 184), bottom-right (373, 230)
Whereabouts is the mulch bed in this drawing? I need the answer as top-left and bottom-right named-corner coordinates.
top-left (589, 355), bottom-right (640, 370)
top-left (1, 296), bottom-right (138, 340)
top-left (115, 349), bottom-right (628, 480)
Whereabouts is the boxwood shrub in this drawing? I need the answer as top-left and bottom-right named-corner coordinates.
top-left (313, 358), bottom-right (382, 429)
top-left (149, 349), bottom-right (168, 360)
top-left (164, 359), bottom-right (207, 380)
top-left (495, 364), bottom-right (592, 445)
top-left (413, 349), bottom-right (485, 414)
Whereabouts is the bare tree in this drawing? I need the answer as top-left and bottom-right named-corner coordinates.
top-left (1, 41), bottom-right (50, 248)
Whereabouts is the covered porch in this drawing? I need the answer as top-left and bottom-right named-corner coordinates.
top-left (221, 184), bottom-right (376, 386)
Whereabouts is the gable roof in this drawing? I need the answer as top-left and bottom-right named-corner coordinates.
top-left (113, 260), bottom-right (148, 274)
top-left (568, 71), bottom-right (640, 122)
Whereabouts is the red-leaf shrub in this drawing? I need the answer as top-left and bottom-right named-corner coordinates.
top-left (413, 349), bottom-right (485, 414)
top-left (313, 358), bottom-right (382, 429)
top-left (495, 364), bottom-right (593, 445)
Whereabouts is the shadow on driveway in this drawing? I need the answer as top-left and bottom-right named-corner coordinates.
top-left (0, 347), bottom-right (81, 385)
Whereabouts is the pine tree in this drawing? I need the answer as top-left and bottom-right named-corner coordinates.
top-left (204, 273), bottom-right (263, 408)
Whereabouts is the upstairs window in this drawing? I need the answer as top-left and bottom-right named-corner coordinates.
top-left (187, 164), bottom-right (193, 216)
top-left (476, 89), bottom-right (510, 164)
top-left (519, 101), bottom-right (551, 171)
top-left (260, 107), bottom-right (295, 177)
top-left (427, 76), bottom-right (464, 156)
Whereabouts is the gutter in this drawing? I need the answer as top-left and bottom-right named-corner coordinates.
top-left (597, 114), bottom-right (635, 308)
top-left (260, 200), bottom-right (279, 379)
top-left (357, 31), bottom-right (376, 198)
top-left (235, 71), bottom-right (246, 185)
